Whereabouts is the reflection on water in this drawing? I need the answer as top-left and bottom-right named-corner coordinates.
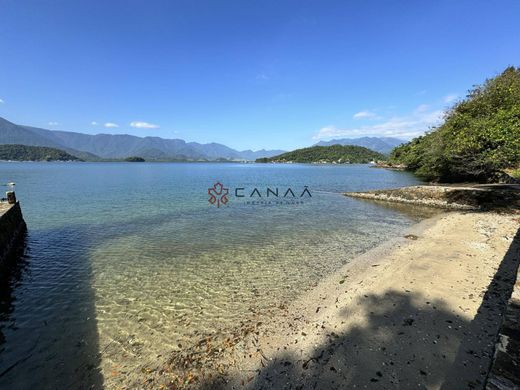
top-left (0, 162), bottom-right (433, 388)
top-left (0, 227), bottom-right (103, 389)
top-left (0, 231), bottom-right (28, 347)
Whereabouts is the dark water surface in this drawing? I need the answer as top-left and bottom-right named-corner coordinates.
top-left (0, 162), bottom-right (431, 388)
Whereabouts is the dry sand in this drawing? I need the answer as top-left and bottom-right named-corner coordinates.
top-left (141, 211), bottom-right (520, 389)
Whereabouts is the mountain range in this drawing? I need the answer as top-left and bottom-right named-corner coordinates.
top-left (315, 137), bottom-right (404, 154)
top-left (0, 116), bottom-right (404, 160)
top-left (0, 117), bottom-right (284, 161)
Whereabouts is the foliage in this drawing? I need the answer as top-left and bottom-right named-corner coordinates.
top-left (506, 168), bottom-right (520, 180)
top-left (256, 144), bottom-right (384, 164)
top-left (124, 156), bottom-right (146, 162)
top-left (389, 67), bottom-right (520, 182)
top-left (0, 144), bottom-right (80, 161)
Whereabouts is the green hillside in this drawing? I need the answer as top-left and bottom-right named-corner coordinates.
top-left (389, 67), bottom-right (520, 182)
top-left (0, 144), bottom-right (80, 161)
top-left (256, 144), bottom-right (384, 164)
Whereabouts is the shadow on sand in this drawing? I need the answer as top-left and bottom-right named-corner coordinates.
top-left (202, 225), bottom-right (520, 389)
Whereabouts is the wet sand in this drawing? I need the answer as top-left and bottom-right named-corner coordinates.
top-left (138, 211), bottom-right (520, 389)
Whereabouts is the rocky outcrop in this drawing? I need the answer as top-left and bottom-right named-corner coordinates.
top-left (344, 185), bottom-right (520, 211)
top-left (0, 202), bottom-right (27, 265)
top-left (370, 162), bottom-right (407, 170)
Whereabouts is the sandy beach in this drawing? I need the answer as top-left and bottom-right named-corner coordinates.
top-left (141, 211), bottom-right (520, 389)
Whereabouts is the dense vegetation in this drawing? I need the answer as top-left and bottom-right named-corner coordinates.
top-left (0, 144), bottom-right (80, 161)
top-left (390, 67), bottom-right (520, 182)
top-left (124, 156), bottom-right (145, 162)
top-left (256, 144), bottom-right (384, 164)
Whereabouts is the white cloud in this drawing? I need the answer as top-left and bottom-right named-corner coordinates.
top-left (443, 94), bottom-right (459, 104)
top-left (313, 105), bottom-right (444, 140)
top-left (91, 121), bottom-right (98, 126)
top-left (0, 98), bottom-right (4, 104)
top-left (353, 110), bottom-right (379, 120)
top-left (104, 122), bottom-right (119, 128)
top-left (48, 121), bottom-right (59, 126)
top-left (256, 73), bottom-right (269, 81)
top-left (130, 121), bottom-right (159, 129)
top-left (415, 104), bottom-right (430, 113)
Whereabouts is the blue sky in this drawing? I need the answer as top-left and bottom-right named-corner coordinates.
top-left (0, 1), bottom-right (519, 151)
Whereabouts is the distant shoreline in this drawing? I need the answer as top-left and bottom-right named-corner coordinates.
top-left (0, 159), bottom-right (380, 164)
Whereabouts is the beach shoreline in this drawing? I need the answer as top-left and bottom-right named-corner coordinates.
top-left (344, 184), bottom-right (520, 211)
top-left (138, 210), bottom-right (520, 389)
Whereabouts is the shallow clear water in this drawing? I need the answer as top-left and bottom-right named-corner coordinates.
top-left (0, 162), bottom-right (432, 388)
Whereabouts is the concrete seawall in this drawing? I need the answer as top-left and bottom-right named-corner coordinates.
top-left (486, 232), bottom-right (520, 389)
top-left (0, 202), bottom-right (27, 265)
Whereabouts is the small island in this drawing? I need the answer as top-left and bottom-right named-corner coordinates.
top-left (124, 156), bottom-right (146, 162)
top-left (256, 144), bottom-right (384, 164)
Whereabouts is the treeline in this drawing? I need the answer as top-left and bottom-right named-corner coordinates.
top-left (256, 144), bottom-right (384, 164)
top-left (124, 156), bottom-right (145, 162)
top-left (390, 67), bottom-right (520, 182)
top-left (0, 144), bottom-right (80, 161)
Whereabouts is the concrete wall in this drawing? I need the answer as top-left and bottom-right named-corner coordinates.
top-left (486, 266), bottom-right (520, 389)
top-left (0, 202), bottom-right (27, 265)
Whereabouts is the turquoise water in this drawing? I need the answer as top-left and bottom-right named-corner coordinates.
top-left (0, 162), bottom-right (430, 388)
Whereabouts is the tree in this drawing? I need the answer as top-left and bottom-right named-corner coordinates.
top-left (390, 67), bottom-right (520, 182)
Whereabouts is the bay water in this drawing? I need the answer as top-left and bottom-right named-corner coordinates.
top-left (0, 162), bottom-right (433, 388)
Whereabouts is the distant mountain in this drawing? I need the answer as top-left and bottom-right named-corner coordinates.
top-left (256, 145), bottom-right (384, 164)
top-left (0, 144), bottom-right (80, 161)
top-left (315, 137), bottom-right (404, 154)
top-left (0, 117), bottom-right (284, 161)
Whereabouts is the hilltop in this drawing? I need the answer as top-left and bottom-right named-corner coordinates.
top-left (315, 137), bottom-right (403, 154)
top-left (0, 144), bottom-right (80, 161)
top-left (256, 144), bottom-right (384, 164)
